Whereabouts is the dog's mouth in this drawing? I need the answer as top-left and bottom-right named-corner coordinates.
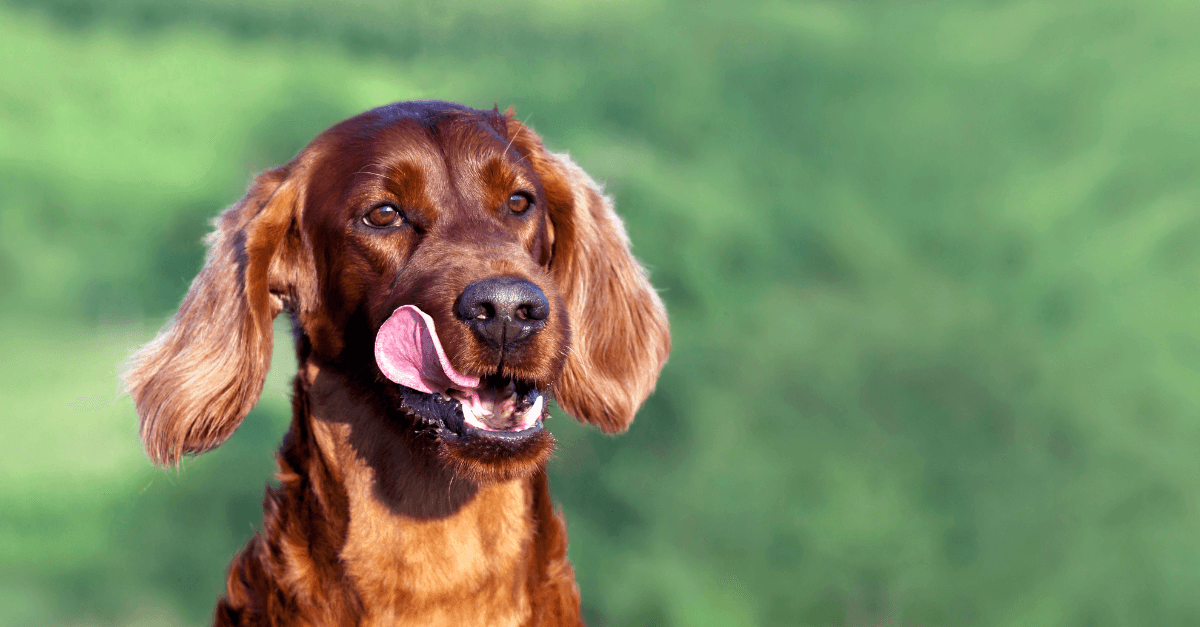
top-left (375, 305), bottom-right (547, 440)
top-left (448, 374), bottom-right (545, 434)
top-left (396, 375), bottom-right (546, 440)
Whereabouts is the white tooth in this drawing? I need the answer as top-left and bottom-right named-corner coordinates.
top-left (521, 395), bottom-right (544, 427)
top-left (461, 401), bottom-right (487, 430)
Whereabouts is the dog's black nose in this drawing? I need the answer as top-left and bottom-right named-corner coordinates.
top-left (456, 278), bottom-right (550, 350)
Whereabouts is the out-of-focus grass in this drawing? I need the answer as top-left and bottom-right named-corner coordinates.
top-left (0, 317), bottom-right (296, 625)
top-left (2, 0), bottom-right (1200, 625)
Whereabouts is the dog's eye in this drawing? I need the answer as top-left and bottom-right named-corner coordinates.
top-left (508, 193), bottom-right (531, 214)
top-left (364, 205), bottom-right (402, 228)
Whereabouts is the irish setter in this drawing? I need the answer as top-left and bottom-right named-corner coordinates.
top-left (123, 101), bottom-right (670, 626)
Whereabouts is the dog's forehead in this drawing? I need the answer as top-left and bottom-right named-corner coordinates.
top-left (370, 114), bottom-right (518, 175)
top-left (325, 112), bottom-right (536, 207)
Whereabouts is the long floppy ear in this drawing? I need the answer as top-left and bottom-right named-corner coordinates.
top-left (123, 165), bottom-right (310, 466)
top-left (528, 144), bottom-right (671, 433)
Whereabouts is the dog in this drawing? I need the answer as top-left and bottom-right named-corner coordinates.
top-left (123, 101), bottom-right (670, 626)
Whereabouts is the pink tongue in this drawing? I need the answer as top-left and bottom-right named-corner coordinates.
top-left (374, 305), bottom-right (480, 395)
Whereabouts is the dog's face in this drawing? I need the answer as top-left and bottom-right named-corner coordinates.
top-left (124, 101), bottom-right (670, 483)
top-left (299, 103), bottom-right (572, 479)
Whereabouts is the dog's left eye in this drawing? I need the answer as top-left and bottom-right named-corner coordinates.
top-left (364, 205), bottom-right (402, 228)
top-left (508, 193), bottom-right (532, 214)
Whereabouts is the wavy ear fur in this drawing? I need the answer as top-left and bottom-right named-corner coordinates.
top-left (123, 166), bottom-right (309, 466)
top-left (527, 145), bottom-right (671, 433)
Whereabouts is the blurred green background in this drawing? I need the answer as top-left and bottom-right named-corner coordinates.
top-left (2, 0), bottom-right (1199, 625)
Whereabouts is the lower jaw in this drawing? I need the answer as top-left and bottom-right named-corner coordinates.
top-left (432, 406), bottom-right (557, 482)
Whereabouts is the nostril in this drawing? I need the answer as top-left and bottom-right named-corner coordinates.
top-left (456, 277), bottom-right (551, 348)
top-left (524, 299), bottom-right (550, 322)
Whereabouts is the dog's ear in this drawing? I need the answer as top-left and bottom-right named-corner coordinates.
top-left (123, 164), bottom-right (314, 466)
top-left (516, 129), bottom-right (670, 433)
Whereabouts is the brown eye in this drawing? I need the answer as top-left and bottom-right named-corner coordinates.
top-left (507, 193), bottom-right (531, 214)
top-left (364, 205), bottom-right (402, 228)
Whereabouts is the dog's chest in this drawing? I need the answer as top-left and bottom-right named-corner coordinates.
top-left (341, 476), bottom-right (536, 626)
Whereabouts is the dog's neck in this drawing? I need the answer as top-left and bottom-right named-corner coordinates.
top-left (287, 359), bottom-right (537, 626)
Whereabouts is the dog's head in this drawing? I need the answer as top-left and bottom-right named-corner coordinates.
top-left (123, 101), bottom-right (670, 482)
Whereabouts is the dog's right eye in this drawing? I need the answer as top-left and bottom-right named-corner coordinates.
top-left (364, 205), bottom-right (403, 228)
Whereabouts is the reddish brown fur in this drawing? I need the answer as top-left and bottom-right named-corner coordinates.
top-left (122, 101), bottom-right (670, 626)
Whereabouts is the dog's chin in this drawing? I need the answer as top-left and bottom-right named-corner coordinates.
top-left (393, 378), bottom-right (555, 483)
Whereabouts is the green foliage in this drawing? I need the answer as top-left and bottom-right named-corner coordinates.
top-left (2, 0), bottom-right (1199, 625)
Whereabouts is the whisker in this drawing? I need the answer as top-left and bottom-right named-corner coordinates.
top-left (502, 125), bottom-right (522, 158)
top-left (354, 157), bottom-right (399, 184)
top-left (353, 170), bottom-right (395, 183)
top-left (502, 112), bottom-right (535, 163)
